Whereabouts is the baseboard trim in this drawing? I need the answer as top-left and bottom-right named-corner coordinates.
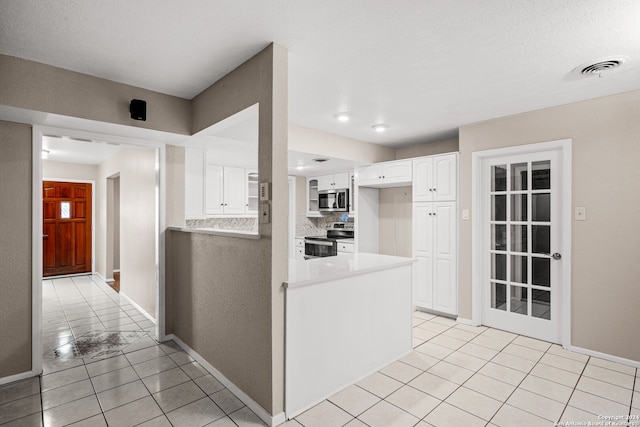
top-left (0, 370), bottom-right (39, 387)
top-left (455, 317), bottom-right (481, 327)
top-left (567, 345), bottom-right (640, 369)
top-left (164, 334), bottom-right (285, 426)
top-left (119, 292), bottom-right (156, 324)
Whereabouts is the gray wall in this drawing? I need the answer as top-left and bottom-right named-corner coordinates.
top-left (395, 138), bottom-right (459, 159)
top-left (0, 121), bottom-right (32, 378)
top-left (167, 43), bottom-right (288, 416)
top-left (459, 89), bottom-right (640, 361)
top-left (0, 55), bottom-right (191, 135)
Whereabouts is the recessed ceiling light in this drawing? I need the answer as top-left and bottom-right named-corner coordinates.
top-left (372, 124), bottom-right (390, 133)
top-left (296, 165), bottom-right (305, 170)
top-left (334, 112), bottom-right (351, 122)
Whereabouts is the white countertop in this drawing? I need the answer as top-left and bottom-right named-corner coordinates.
top-left (286, 253), bottom-right (415, 289)
top-left (169, 227), bottom-right (260, 240)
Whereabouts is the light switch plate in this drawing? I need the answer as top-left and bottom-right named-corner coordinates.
top-left (575, 206), bottom-right (586, 221)
top-left (259, 182), bottom-right (270, 201)
top-left (462, 209), bottom-right (470, 220)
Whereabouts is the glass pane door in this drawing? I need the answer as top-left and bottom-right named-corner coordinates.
top-left (484, 150), bottom-right (561, 343)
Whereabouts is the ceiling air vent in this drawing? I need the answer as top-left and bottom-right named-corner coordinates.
top-left (312, 158), bottom-right (329, 163)
top-left (572, 56), bottom-right (629, 78)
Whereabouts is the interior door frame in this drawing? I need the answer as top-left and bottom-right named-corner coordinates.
top-left (31, 125), bottom-right (167, 376)
top-left (471, 139), bottom-right (572, 347)
top-left (41, 178), bottom-right (96, 277)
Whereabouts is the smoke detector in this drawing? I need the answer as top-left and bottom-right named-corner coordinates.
top-left (571, 56), bottom-right (629, 78)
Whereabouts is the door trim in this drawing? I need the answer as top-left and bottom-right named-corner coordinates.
top-left (32, 125), bottom-right (167, 376)
top-left (471, 139), bottom-right (572, 346)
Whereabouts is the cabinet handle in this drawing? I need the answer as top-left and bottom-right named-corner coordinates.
top-left (220, 203), bottom-right (224, 206)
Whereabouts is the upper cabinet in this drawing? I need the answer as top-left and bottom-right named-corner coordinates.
top-left (317, 172), bottom-right (349, 191)
top-left (246, 171), bottom-right (259, 214)
top-left (205, 165), bottom-right (246, 215)
top-left (357, 160), bottom-right (412, 188)
top-left (307, 171), bottom-right (351, 216)
top-left (413, 153), bottom-right (457, 202)
top-left (185, 148), bottom-right (257, 218)
top-left (307, 177), bottom-right (320, 217)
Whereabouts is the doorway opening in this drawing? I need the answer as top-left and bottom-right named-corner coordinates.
top-left (106, 174), bottom-right (121, 292)
top-left (33, 126), bottom-right (166, 375)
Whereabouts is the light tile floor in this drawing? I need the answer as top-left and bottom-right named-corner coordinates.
top-left (287, 311), bottom-right (640, 427)
top-left (1, 277), bottom-right (639, 427)
top-left (0, 275), bottom-right (267, 427)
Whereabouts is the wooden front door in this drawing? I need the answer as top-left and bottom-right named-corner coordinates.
top-left (43, 181), bottom-right (92, 277)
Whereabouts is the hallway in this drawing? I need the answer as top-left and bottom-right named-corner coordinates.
top-left (0, 275), bottom-right (266, 426)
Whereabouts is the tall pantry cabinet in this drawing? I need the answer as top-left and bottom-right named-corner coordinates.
top-left (412, 153), bottom-right (458, 315)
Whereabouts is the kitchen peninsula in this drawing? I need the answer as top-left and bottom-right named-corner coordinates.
top-left (284, 253), bottom-right (415, 418)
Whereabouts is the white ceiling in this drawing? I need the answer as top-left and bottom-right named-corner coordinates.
top-left (2, 0), bottom-right (640, 148)
top-left (42, 135), bottom-right (123, 165)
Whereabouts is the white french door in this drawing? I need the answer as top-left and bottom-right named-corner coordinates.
top-left (481, 149), bottom-right (564, 343)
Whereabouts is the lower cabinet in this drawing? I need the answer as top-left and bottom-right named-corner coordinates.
top-left (413, 201), bottom-right (457, 315)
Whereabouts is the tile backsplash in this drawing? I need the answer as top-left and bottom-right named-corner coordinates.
top-left (295, 213), bottom-right (348, 237)
top-left (186, 213), bottom-right (351, 237)
top-left (187, 217), bottom-right (258, 232)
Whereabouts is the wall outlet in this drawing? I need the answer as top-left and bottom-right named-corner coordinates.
top-left (259, 202), bottom-right (271, 224)
top-left (575, 206), bottom-right (586, 221)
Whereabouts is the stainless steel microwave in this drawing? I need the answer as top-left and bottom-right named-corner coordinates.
top-left (318, 188), bottom-right (349, 212)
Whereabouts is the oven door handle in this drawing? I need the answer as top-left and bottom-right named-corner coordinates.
top-left (304, 239), bottom-right (334, 246)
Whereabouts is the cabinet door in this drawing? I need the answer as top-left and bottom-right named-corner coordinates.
top-left (223, 167), bottom-right (246, 214)
top-left (413, 203), bottom-right (433, 258)
top-left (332, 172), bottom-right (350, 189)
top-left (414, 256), bottom-right (433, 309)
top-left (246, 171), bottom-right (258, 214)
top-left (317, 174), bottom-right (334, 191)
top-left (434, 154), bottom-right (457, 201)
top-left (412, 158), bottom-right (434, 202)
top-left (307, 178), bottom-right (320, 216)
top-left (357, 165), bottom-right (383, 186)
top-left (348, 172), bottom-right (356, 216)
top-left (382, 160), bottom-right (412, 185)
top-left (432, 202), bottom-right (457, 314)
top-left (205, 164), bottom-right (224, 215)
top-left (185, 149), bottom-right (206, 218)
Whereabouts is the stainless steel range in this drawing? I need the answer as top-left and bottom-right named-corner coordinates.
top-left (304, 222), bottom-right (354, 259)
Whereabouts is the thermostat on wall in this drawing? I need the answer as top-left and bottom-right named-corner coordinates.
top-left (260, 182), bottom-right (270, 201)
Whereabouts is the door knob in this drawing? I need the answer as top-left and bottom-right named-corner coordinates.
top-left (544, 253), bottom-right (562, 260)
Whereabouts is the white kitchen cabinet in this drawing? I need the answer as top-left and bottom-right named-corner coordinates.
top-left (413, 201), bottom-right (457, 315)
top-left (357, 160), bottom-right (412, 187)
top-left (245, 171), bottom-right (258, 214)
top-left (295, 238), bottom-right (305, 260)
top-left (205, 165), bottom-right (246, 215)
top-left (205, 164), bottom-right (224, 215)
top-left (337, 241), bottom-right (354, 254)
top-left (348, 171), bottom-right (356, 218)
top-left (306, 177), bottom-right (321, 217)
top-left (317, 172), bottom-right (350, 191)
top-left (185, 148), bottom-right (206, 218)
top-left (413, 153), bottom-right (457, 202)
